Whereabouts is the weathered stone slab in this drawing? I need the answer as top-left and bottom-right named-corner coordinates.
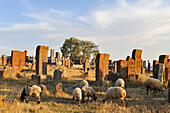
top-left (54, 69), bottom-right (62, 80)
top-left (126, 56), bottom-right (135, 79)
top-left (56, 52), bottom-right (60, 62)
top-left (83, 59), bottom-right (89, 72)
top-left (153, 60), bottom-right (159, 79)
top-left (50, 49), bottom-right (55, 63)
top-left (148, 61), bottom-right (151, 73)
top-left (158, 63), bottom-right (164, 83)
top-left (36, 45), bottom-right (49, 75)
top-left (65, 59), bottom-right (70, 68)
top-left (165, 62), bottom-right (170, 81)
top-left (11, 50), bottom-right (26, 67)
top-left (143, 60), bottom-right (146, 69)
top-left (96, 53), bottom-right (110, 81)
top-left (132, 49), bottom-right (142, 74)
top-left (117, 60), bottom-right (128, 79)
top-left (113, 61), bottom-right (117, 72)
top-left (159, 55), bottom-right (169, 63)
top-left (2, 55), bottom-right (7, 66)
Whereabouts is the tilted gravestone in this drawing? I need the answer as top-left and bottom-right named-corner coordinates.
top-left (36, 45), bottom-right (49, 75)
top-left (96, 53), bottom-right (110, 81)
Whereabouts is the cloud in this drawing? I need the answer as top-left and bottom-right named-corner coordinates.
top-left (49, 8), bottom-right (68, 16)
top-left (20, 0), bottom-right (32, 9)
top-left (1, 0), bottom-right (170, 60)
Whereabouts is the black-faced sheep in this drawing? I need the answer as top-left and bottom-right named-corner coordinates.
top-left (115, 78), bottom-right (125, 88)
top-left (103, 87), bottom-right (126, 106)
top-left (72, 87), bottom-right (82, 105)
top-left (20, 85), bottom-right (42, 104)
top-left (81, 86), bottom-right (97, 103)
top-left (144, 78), bottom-right (165, 94)
top-left (79, 80), bottom-right (89, 88)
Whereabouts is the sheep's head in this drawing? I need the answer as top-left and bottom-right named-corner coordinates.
top-left (20, 88), bottom-right (26, 102)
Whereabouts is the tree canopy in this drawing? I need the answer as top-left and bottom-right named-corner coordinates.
top-left (60, 37), bottom-right (99, 63)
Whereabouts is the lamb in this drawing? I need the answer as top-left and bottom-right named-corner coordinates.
top-left (79, 80), bottom-right (89, 88)
top-left (103, 87), bottom-right (126, 106)
top-left (81, 86), bottom-right (97, 103)
top-left (20, 85), bottom-right (42, 104)
top-left (72, 87), bottom-right (82, 105)
top-left (115, 78), bottom-right (125, 88)
top-left (144, 78), bottom-right (165, 94)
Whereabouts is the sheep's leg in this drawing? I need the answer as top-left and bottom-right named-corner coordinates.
top-left (25, 96), bottom-right (28, 103)
top-left (120, 99), bottom-right (125, 107)
top-left (87, 96), bottom-right (89, 102)
top-left (78, 99), bottom-right (80, 105)
top-left (146, 88), bottom-right (149, 95)
top-left (37, 96), bottom-right (41, 104)
top-left (82, 94), bottom-right (85, 103)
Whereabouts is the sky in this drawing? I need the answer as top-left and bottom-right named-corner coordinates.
top-left (0, 0), bottom-right (170, 65)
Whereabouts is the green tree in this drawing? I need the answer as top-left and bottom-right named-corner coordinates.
top-left (60, 37), bottom-right (99, 63)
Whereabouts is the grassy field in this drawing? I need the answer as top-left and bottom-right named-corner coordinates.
top-left (0, 68), bottom-right (169, 113)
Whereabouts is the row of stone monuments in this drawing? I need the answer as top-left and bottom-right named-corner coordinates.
top-left (95, 49), bottom-right (170, 85)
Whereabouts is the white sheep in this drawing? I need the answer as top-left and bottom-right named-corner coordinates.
top-left (144, 78), bottom-right (165, 94)
top-left (20, 85), bottom-right (42, 104)
top-left (103, 87), bottom-right (126, 106)
top-left (79, 80), bottom-right (89, 88)
top-left (72, 87), bottom-right (82, 105)
top-left (115, 78), bottom-right (125, 88)
top-left (81, 86), bottom-right (97, 103)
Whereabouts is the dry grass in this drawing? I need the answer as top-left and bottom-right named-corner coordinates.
top-left (0, 71), bottom-right (169, 113)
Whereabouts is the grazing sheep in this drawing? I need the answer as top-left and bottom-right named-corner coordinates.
top-left (38, 84), bottom-right (51, 96)
top-left (144, 78), bottom-right (165, 94)
top-left (72, 87), bottom-right (82, 105)
top-left (103, 87), bottom-right (126, 107)
top-left (115, 78), bottom-right (125, 88)
top-left (20, 85), bottom-right (42, 104)
top-left (79, 80), bottom-right (89, 88)
top-left (81, 86), bottom-right (97, 103)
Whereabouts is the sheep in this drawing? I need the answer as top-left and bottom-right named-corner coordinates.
top-left (103, 87), bottom-right (126, 107)
top-left (72, 87), bottom-right (82, 105)
top-left (144, 78), bottom-right (165, 94)
top-left (81, 86), bottom-right (97, 103)
top-left (20, 85), bottom-right (42, 104)
top-left (79, 80), bottom-right (89, 88)
top-left (115, 78), bottom-right (125, 88)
